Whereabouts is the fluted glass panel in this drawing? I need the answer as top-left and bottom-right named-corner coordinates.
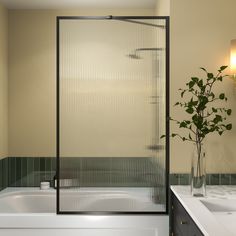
top-left (59, 18), bottom-right (167, 212)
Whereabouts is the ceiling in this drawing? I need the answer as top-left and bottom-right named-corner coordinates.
top-left (0, 0), bottom-right (156, 9)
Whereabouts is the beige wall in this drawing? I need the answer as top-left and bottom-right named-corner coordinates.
top-left (170, 0), bottom-right (236, 173)
top-left (155, 0), bottom-right (170, 16)
top-left (0, 3), bottom-right (8, 159)
top-left (8, 8), bottom-right (155, 157)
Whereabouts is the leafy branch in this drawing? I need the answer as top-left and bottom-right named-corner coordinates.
top-left (161, 66), bottom-right (232, 145)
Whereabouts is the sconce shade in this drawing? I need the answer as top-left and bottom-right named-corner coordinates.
top-left (230, 39), bottom-right (236, 77)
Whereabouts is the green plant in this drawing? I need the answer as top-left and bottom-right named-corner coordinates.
top-left (161, 65), bottom-right (232, 159)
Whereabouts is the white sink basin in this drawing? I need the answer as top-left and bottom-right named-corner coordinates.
top-left (200, 199), bottom-right (236, 212)
top-left (200, 199), bottom-right (236, 235)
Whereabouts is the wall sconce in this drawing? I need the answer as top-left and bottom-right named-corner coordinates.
top-left (230, 39), bottom-right (236, 79)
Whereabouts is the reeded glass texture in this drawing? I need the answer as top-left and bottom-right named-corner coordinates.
top-left (59, 18), bottom-right (167, 212)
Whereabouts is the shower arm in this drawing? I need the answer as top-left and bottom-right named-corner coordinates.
top-left (135, 48), bottom-right (163, 52)
top-left (114, 18), bottom-right (165, 29)
top-left (105, 15), bottom-right (165, 29)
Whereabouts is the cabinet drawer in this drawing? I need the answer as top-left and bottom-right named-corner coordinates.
top-left (173, 224), bottom-right (184, 236)
top-left (172, 195), bottom-right (190, 235)
top-left (171, 193), bottom-right (204, 236)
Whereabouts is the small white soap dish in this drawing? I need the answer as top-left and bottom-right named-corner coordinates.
top-left (40, 181), bottom-right (50, 190)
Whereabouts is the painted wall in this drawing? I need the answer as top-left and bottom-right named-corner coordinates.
top-left (8, 8), bottom-right (155, 157)
top-left (0, 3), bottom-right (8, 159)
top-left (170, 0), bottom-right (236, 173)
top-left (155, 0), bottom-right (170, 16)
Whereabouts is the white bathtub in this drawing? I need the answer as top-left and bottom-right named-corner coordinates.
top-left (0, 188), bottom-right (169, 236)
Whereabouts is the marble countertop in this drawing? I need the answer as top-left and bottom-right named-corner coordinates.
top-left (171, 185), bottom-right (236, 236)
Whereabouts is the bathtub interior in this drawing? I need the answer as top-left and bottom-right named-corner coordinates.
top-left (59, 187), bottom-right (165, 212)
top-left (0, 187), bottom-right (165, 213)
top-left (58, 156), bottom-right (167, 212)
top-left (0, 189), bottom-right (55, 213)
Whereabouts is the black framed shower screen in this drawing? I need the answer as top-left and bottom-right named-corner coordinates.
top-left (56, 16), bottom-right (170, 214)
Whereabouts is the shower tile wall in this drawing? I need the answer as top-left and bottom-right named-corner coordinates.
top-left (169, 173), bottom-right (236, 185)
top-left (8, 157), bottom-right (56, 187)
top-left (59, 157), bottom-right (163, 187)
top-left (0, 157), bottom-right (235, 191)
top-left (0, 158), bottom-right (8, 191)
top-left (1, 157), bottom-right (163, 189)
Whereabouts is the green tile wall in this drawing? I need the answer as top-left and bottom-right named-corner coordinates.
top-left (8, 157), bottom-right (56, 187)
top-left (6, 157), bottom-right (162, 188)
top-left (170, 173), bottom-right (236, 185)
top-left (0, 158), bottom-right (8, 191)
top-left (60, 157), bottom-right (162, 187)
top-left (0, 157), bottom-right (236, 191)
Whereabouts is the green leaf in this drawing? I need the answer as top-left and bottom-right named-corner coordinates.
top-left (219, 93), bottom-right (225, 100)
top-left (181, 90), bottom-right (185, 98)
top-left (200, 67), bottom-right (207, 72)
top-left (212, 108), bottom-right (217, 113)
top-left (199, 132), bottom-right (206, 138)
top-left (174, 102), bottom-right (180, 106)
top-left (188, 98), bottom-right (198, 107)
top-left (160, 135), bottom-right (166, 139)
top-left (186, 107), bottom-right (194, 114)
top-left (207, 73), bottom-right (214, 79)
top-left (182, 137), bottom-right (186, 141)
top-left (218, 131), bottom-right (223, 135)
top-left (192, 114), bottom-right (198, 122)
top-left (210, 126), bottom-right (216, 132)
top-left (201, 85), bottom-right (206, 93)
top-left (213, 115), bottom-right (223, 124)
top-left (192, 114), bottom-right (204, 129)
top-left (171, 133), bottom-right (177, 137)
top-left (219, 65), bottom-right (228, 72)
top-left (198, 79), bottom-right (203, 87)
top-left (217, 76), bottom-right (223, 81)
top-left (191, 77), bottom-right (199, 83)
top-left (179, 121), bottom-right (187, 128)
top-left (226, 124), bottom-right (232, 130)
top-left (202, 127), bottom-right (209, 135)
top-left (200, 96), bottom-right (208, 103)
top-left (197, 96), bottom-right (208, 111)
top-left (188, 81), bottom-right (195, 89)
top-left (227, 109), bottom-right (232, 115)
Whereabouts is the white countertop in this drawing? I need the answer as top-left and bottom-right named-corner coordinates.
top-left (171, 185), bottom-right (236, 236)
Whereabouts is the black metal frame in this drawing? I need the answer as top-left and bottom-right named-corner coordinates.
top-left (56, 15), bottom-right (170, 215)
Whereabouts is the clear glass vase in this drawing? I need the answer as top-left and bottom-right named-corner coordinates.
top-left (191, 143), bottom-right (206, 197)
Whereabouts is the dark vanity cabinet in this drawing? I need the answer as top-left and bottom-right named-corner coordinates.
top-left (170, 191), bottom-right (204, 236)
